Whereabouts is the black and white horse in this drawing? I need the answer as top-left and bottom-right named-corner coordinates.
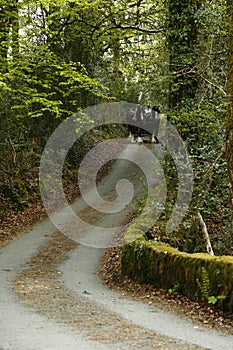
top-left (126, 105), bottom-right (160, 144)
top-left (125, 106), bottom-right (142, 143)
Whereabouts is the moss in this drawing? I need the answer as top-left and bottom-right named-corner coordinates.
top-left (122, 221), bottom-right (233, 312)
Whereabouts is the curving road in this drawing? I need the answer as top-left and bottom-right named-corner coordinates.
top-left (0, 144), bottom-right (232, 350)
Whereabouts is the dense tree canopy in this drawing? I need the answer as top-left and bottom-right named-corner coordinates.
top-left (0, 0), bottom-right (232, 255)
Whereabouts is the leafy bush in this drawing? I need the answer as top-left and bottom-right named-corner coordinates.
top-left (149, 102), bottom-right (232, 256)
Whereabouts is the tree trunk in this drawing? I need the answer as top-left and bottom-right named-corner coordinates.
top-left (226, 2), bottom-right (233, 216)
top-left (166, 0), bottom-right (200, 109)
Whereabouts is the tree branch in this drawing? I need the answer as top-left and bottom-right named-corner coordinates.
top-left (7, 131), bottom-right (16, 166)
top-left (170, 66), bottom-right (226, 96)
top-left (195, 70), bottom-right (226, 96)
top-left (107, 23), bottom-right (162, 34)
top-left (197, 211), bottom-right (214, 255)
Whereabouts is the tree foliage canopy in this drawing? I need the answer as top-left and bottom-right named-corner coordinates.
top-left (0, 0), bottom-right (232, 255)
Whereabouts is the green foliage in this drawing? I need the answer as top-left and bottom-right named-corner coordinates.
top-left (122, 230), bottom-right (233, 312)
top-left (197, 267), bottom-right (212, 302)
top-left (0, 51), bottom-right (108, 123)
top-left (168, 281), bottom-right (181, 294)
top-left (0, 142), bottom-right (40, 212)
top-left (0, 0), bottom-right (232, 259)
top-left (207, 295), bottom-right (226, 305)
top-left (150, 100), bottom-right (232, 256)
top-left (197, 267), bottom-right (226, 305)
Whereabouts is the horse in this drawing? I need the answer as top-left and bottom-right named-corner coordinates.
top-left (125, 106), bottom-right (160, 144)
top-left (125, 106), bottom-right (144, 143)
top-left (147, 105), bottom-right (160, 143)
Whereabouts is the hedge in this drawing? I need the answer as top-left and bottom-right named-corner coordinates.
top-left (121, 226), bottom-right (233, 313)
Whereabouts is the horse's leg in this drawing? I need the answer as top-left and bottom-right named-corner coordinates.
top-left (154, 119), bottom-right (160, 143)
top-left (129, 126), bottom-right (136, 143)
top-left (151, 133), bottom-right (156, 143)
top-left (130, 131), bottom-right (135, 143)
top-left (127, 125), bottom-right (134, 143)
top-left (127, 126), bottom-right (132, 141)
top-left (148, 119), bottom-right (160, 144)
top-left (137, 127), bottom-right (143, 144)
top-left (151, 133), bottom-right (159, 143)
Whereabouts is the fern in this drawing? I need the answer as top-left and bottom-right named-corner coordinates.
top-left (197, 267), bottom-right (226, 305)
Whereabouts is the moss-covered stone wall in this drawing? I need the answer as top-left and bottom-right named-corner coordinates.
top-left (121, 227), bottom-right (233, 313)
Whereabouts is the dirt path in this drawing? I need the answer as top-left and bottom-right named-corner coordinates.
top-left (0, 143), bottom-right (232, 350)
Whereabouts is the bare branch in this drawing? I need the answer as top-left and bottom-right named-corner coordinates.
top-left (7, 131), bottom-right (16, 166)
top-left (197, 211), bottom-right (214, 256)
top-left (170, 66), bottom-right (226, 96)
top-left (107, 24), bottom-right (161, 34)
top-left (195, 71), bottom-right (226, 96)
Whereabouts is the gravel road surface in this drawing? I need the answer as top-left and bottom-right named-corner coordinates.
top-left (0, 144), bottom-right (232, 350)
